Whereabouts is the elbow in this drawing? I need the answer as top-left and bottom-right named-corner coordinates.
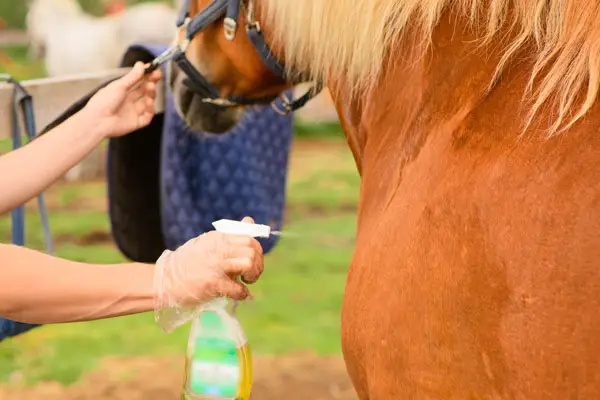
top-left (0, 302), bottom-right (33, 325)
top-left (0, 244), bottom-right (37, 323)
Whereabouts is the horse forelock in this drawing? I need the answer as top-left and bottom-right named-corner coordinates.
top-left (260, 0), bottom-right (600, 136)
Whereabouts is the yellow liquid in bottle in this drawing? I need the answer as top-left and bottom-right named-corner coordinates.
top-left (236, 342), bottom-right (253, 400)
top-left (181, 306), bottom-right (253, 400)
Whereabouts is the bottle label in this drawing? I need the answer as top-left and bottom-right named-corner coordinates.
top-left (189, 311), bottom-right (240, 398)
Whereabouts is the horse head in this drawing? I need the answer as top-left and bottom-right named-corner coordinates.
top-left (168, 0), bottom-right (317, 134)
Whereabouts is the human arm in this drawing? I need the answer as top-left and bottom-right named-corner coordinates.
top-left (0, 62), bottom-right (161, 214)
top-left (0, 218), bottom-right (264, 325)
top-left (0, 244), bottom-right (154, 323)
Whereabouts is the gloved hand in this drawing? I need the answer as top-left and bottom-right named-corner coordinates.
top-left (153, 217), bottom-right (264, 333)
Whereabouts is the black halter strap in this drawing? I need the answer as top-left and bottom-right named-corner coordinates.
top-left (159, 0), bottom-right (322, 114)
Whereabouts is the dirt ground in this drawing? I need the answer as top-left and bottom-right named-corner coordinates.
top-left (0, 353), bottom-right (357, 400)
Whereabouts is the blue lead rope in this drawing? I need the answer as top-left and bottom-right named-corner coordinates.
top-left (0, 74), bottom-right (54, 342)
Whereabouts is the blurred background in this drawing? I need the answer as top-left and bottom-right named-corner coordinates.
top-left (0, 1), bottom-right (358, 399)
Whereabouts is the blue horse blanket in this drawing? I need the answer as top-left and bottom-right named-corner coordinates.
top-left (109, 43), bottom-right (294, 262)
top-left (0, 43), bottom-right (294, 341)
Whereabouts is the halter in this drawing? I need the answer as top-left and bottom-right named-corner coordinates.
top-left (149, 0), bottom-right (322, 115)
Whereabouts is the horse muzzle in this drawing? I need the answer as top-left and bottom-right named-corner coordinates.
top-left (168, 59), bottom-right (244, 134)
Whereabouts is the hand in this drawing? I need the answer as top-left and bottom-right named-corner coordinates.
top-left (153, 217), bottom-right (265, 332)
top-left (81, 62), bottom-right (162, 139)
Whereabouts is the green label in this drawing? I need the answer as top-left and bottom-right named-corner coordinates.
top-left (189, 312), bottom-right (240, 397)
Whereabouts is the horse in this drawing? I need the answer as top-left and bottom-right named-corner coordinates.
top-left (168, 0), bottom-right (600, 398)
top-left (25, 0), bottom-right (178, 77)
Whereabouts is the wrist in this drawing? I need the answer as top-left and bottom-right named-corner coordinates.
top-left (99, 262), bottom-right (156, 317)
top-left (74, 106), bottom-right (112, 142)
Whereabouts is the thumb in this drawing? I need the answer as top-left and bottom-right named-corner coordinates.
top-left (117, 62), bottom-right (145, 90)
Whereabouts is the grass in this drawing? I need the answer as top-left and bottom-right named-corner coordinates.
top-left (0, 45), bottom-right (46, 81)
top-left (0, 136), bottom-right (360, 386)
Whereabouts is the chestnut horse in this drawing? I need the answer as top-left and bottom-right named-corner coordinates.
top-left (169, 0), bottom-right (600, 398)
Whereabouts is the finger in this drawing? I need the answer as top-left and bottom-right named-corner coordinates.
top-left (128, 89), bottom-right (155, 114)
top-left (231, 250), bottom-right (262, 284)
top-left (149, 68), bottom-right (162, 83)
top-left (222, 243), bottom-right (264, 284)
top-left (139, 112), bottom-right (153, 128)
top-left (236, 217), bottom-right (263, 255)
top-left (248, 235), bottom-right (263, 255)
top-left (216, 278), bottom-right (250, 301)
top-left (225, 236), bottom-right (264, 260)
top-left (241, 249), bottom-right (264, 284)
top-left (225, 234), bottom-right (263, 255)
top-left (143, 63), bottom-right (162, 81)
top-left (224, 245), bottom-right (255, 260)
top-left (129, 81), bottom-right (155, 105)
top-left (130, 96), bottom-right (153, 119)
top-left (145, 97), bottom-right (155, 113)
top-left (224, 257), bottom-right (253, 277)
top-left (224, 256), bottom-right (263, 284)
top-left (134, 97), bottom-right (154, 122)
top-left (143, 81), bottom-right (157, 99)
top-left (135, 97), bottom-right (147, 116)
top-left (118, 62), bottom-right (146, 90)
top-left (127, 85), bottom-right (145, 102)
top-left (130, 90), bottom-right (146, 108)
top-left (224, 238), bottom-right (263, 257)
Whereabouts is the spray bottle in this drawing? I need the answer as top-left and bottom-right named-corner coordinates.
top-left (181, 219), bottom-right (272, 400)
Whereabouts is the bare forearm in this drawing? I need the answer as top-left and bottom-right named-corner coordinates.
top-left (0, 244), bottom-right (154, 324)
top-left (0, 111), bottom-right (105, 214)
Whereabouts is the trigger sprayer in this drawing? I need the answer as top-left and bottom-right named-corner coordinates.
top-left (181, 219), bottom-right (267, 400)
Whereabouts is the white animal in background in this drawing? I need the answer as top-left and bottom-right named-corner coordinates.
top-left (26, 0), bottom-right (177, 77)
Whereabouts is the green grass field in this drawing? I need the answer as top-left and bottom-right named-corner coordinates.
top-left (0, 134), bottom-right (359, 386)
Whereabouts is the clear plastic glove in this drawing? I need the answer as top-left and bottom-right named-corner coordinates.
top-left (153, 217), bottom-right (264, 333)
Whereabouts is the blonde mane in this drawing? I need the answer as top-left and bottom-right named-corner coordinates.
top-left (260, 0), bottom-right (600, 135)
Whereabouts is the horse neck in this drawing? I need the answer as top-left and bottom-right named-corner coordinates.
top-left (331, 12), bottom-right (536, 176)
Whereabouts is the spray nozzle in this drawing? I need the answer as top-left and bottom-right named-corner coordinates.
top-left (212, 219), bottom-right (272, 238)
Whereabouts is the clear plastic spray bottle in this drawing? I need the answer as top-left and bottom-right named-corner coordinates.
top-left (181, 219), bottom-right (271, 400)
